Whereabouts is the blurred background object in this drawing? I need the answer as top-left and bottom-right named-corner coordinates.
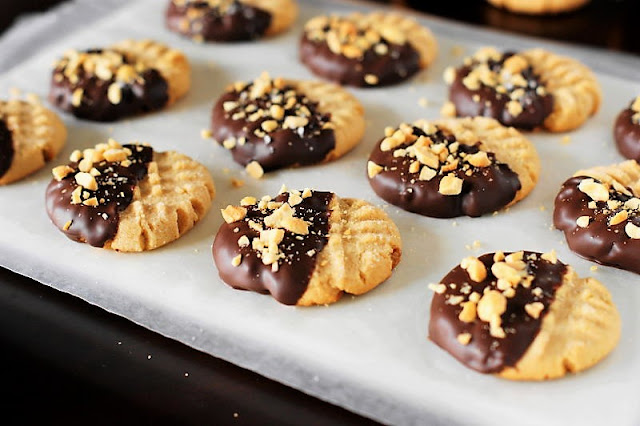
top-left (485, 0), bottom-right (590, 15)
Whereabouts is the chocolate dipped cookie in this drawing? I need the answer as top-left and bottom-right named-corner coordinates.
top-left (0, 98), bottom-right (66, 185)
top-left (211, 72), bottom-right (365, 175)
top-left (212, 188), bottom-right (402, 306)
top-left (46, 139), bottom-right (215, 252)
top-left (429, 251), bottom-right (620, 380)
top-left (443, 47), bottom-right (601, 132)
top-left (367, 117), bottom-right (539, 218)
top-left (554, 161), bottom-right (640, 274)
top-left (300, 12), bottom-right (437, 87)
top-left (50, 39), bottom-right (190, 122)
top-left (614, 96), bottom-right (640, 161)
top-left (166, 0), bottom-right (298, 42)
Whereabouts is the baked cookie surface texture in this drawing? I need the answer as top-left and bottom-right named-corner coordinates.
top-left (0, 99), bottom-right (67, 185)
top-left (614, 96), bottom-right (640, 161)
top-left (554, 161), bottom-right (640, 274)
top-left (212, 188), bottom-right (402, 306)
top-left (443, 47), bottom-right (601, 132)
top-left (166, 0), bottom-right (298, 42)
top-left (211, 72), bottom-right (365, 173)
top-left (429, 251), bottom-right (620, 380)
top-left (367, 117), bottom-right (539, 218)
top-left (50, 39), bottom-right (190, 122)
top-left (46, 139), bottom-right (215, 252)
top-left (300, 13), bottom-right (437, 87)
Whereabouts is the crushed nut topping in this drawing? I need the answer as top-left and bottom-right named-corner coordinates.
top-left (630, 96), bottom-right (640, 125)
top-left (445, 48), bottom-right (548, 118)
top-left (219, 72), bottom-right (333, 150)
top-left (304, 14), bottom-right (407, 68)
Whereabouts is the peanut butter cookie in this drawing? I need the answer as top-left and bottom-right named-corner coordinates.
top-left (50, 39), bottom-right (190, 122)
top-left (46, 139), bottom-right (215, 252)
top-left (443, 47), bottom-right (601, 132)
top-left (429, 251), bottom-right (620, 380)
top-left (487, 0), bottom-right (590, 15)
top-left (211, 72), bottom-right (365, 175)
top-left (367, 117), bottom-right (539, 218)
top-left (300, 12), bottom-right (438, 87)
top-left (212, 188), bottom-right (402, 306)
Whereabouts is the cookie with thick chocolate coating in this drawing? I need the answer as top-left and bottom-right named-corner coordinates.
top-left (443, 47), bottom-right (601, 132)
top-left (300, 12), bottom-right (437, 87)
top-left (429, 251), bottom-right (620, 380)
top-left (554, 160), bottom-right (640, 274)
top-left (614, 96), bottom-right (640, 161)
top-left (211, 72), bottom-right (365, 174)
top-left (49, 39), bottom-right (190, 122)
top-left (367, 117), bottom-right (539, 218)
top-left (166, 0), bottom-right (298, 42)
top-left (46, 139), bottom-right (215, 252)
top-left (212, 188), bottom-right (402, 306)
top-left (0, 98), bottom-right (66, 185)
top-left (487, 0), bottom-right (589, 14)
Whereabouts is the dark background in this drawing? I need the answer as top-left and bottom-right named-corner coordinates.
top-left (1, 1), bottom-right (637, 426)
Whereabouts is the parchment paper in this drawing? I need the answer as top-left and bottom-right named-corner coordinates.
top-left (0, 1), bottom-right (639, 425)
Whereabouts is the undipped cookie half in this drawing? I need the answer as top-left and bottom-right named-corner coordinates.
top-left (614, 96), bottom-right (640, 161)
top-left (50, 39), bottom-right (190, 122)
top-left (166, 0), bottom-right (298, 42)
top-left (211, 72), bottom-right (365, 175)
top-left (442, 47), bottom-right (601, 132)
top-left (429, 251), bottom-right (620, 380)
top-left (367, 117), bottom-right (539, 218)
top-left (46, 139), bottom-right (215, 251)
top-left (300, 12), bottom-right (437, 87)
top-left (554, 160), bottom-right (640, 274)
top-left (0, 98), bottom-right (67, 185)
top-left (212, 188), bottom-right (402, 306)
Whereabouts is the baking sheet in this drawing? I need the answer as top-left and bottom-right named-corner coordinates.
top-left (1, 1), bottom-right (639, 424)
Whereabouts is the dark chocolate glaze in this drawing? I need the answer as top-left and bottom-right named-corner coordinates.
top-left (614, 109), bottom-right (640, 161)
top-left (554, 176), bottom-right (640, 274)
top-left (166, 1), bottom-right (271, 42)
top-left (429, 252), bottom-right (567, 374)
top-left (299, 34), bottom-right (421, 87)
top-left (449, 52), bottom-right (554, 130)
top-left (211, 88), bottom-right (335, 171)
top-left (0, 118), bottom-right (13, 179)
top-left (212, 191), bottom-right (333, 305)
top-left (45, 145), bottom-right (153, 247)
top-left (49, 49), bottom-right (169, 122)
top-left (368, 127), bottom-right (521, 218)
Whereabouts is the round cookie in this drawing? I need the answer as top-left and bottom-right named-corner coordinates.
top-left (429, 251), bottom-right (620, 380)
top-left (554, 160), bottom-right (640, 274)
top-left (614, 96), bottom-right (640, 161)
top-left (46, 139), bottom-right (215, 252)
top-left (0, 98), bottom-right (67, 185)
top-left (212, 187), bottom-right (402, 306)
top-left (487, 0), bottom-right (589, 14)
top-left (211, 72), bottom-right (365, 175)
top-left (442, 47), bottom-right (601, 132)
top-left (300, 12), bottom-right (438, 87)
top-left (367, 117), bottom-right (539, 218)
top-left (166, 0), bottom-right (298, 42)
top-left (49, 39), bottom-right (190, 122)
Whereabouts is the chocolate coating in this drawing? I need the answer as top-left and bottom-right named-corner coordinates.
top-left (450, 53), bottom-right (554, 130)
top-left (45, 145), bottom-right (153, 247)
top-left (368, 127), bottom-right (521, 218)
top-left (554, 176), bottom-right (640, 274)
top-left (211, 87), bottom-right (335, 171)
top-left (0, 118), bottom-right (13, 179)
top-left (429, 252), bottom-right (567, 374)
top-left (299, 34), bottom-right (420, 87)
top-left (213, 191), bottom-right (333, 305)
top-left (49, 49), bottom-right (169, 122)
top-left (166, 1), bottom-right (271, 42)
top-left (614, 109), bottom-right (640, 161)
